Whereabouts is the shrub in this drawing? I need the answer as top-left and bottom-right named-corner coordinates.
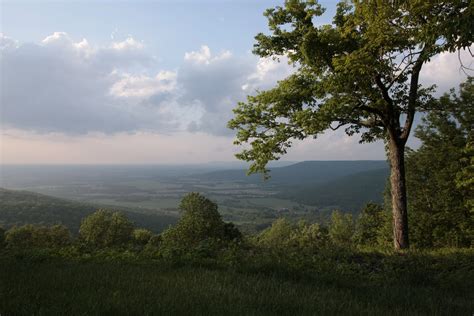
top-left (79, 210), bottom-right (134, 248)
top-left (354, 203), bottom-right (385, 247)
top-left (5, 224), bottom-right (71, 249)
top-left (132, 228), bottom-right (153, 245)
top-left (291, 220), bottom-right (328, 250)
top-left (257, 218), bottom-right (293, 249)
top-left (0, 226), bottom-right (5, 249)
top-left (328, 210), bottom-right (354, 247)
top-left (257, 219), bottom-right (328, 252)
top-left (160, 193), bottom-right (241, 258)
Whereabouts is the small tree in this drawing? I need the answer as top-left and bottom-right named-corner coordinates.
top-left (79, 210), bottom-right (134, 248)
top-left (354, 203), bottom-right (385, 247)
top-left (258, 218), bottom-right (294, 249)
top-left (160, 193), bottom-right (240, 256)
top-left (328, 210), bottom-right (354, 246)
top-left (228, 0), bottom-right (472, 249)
top-left (5, 224), bottom-right (71, 249)
top-left (132, 228), bottom-right (153, 246)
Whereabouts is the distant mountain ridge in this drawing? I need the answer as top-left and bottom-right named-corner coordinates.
top-left (193, 160), bottom-right (388, 186)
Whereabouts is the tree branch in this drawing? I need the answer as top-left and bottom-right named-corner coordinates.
top-left (400, 48), bottom-right (426, 142)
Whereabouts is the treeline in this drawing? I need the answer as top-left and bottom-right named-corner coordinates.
top-left (0, 192), bottom-right (470, 260)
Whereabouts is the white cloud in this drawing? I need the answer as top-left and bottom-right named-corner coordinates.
top-left (0, 32), bottom-right (172, 134)
top-left (184, 45), bottom-right (231, 65)
top-left (420, 46), bottom-right (473, 95)
top-left (0, 33), bottom-right (295, 136)
top-left (243, 55), bottom-right (294, 92)
top-left (111, 36), bottom-right (144, 51)
top-left (110, 70), bottom-right (177, 98)
top-left (0, 33), bottom-right (18, 50)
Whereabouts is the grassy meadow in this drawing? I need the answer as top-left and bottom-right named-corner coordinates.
top-left (1, 249), bottom-right (473, 316)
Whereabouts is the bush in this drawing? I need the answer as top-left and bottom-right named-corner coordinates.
top-left (160, 193), bottom-right (241, 259)
top-left (0, 226), bottom-right (5, 249)
top-left (5, 224), bottom-right (71, 249)
top-left (79, 210), bottom-right (134, 248)
top-left (257, 218), bottom-right (328, 252)
top-left (132, 228), bottom-right (153, 246)
top-left (257, 218), bottom-right (293, 249)
top-left (354, 203), bottom-right (385, 247)
top-left (328, 210), bottom-right (354, 247)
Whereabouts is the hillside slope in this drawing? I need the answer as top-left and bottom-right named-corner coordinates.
top-left (194, 160), bottom-right (388, 185)
top-left (280, 168), bottom-right (390, 211)
top-left (0, 188), bottom-right (177, 233)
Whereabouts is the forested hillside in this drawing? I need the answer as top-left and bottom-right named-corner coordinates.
top-left (281, 168), bottom-right (390, 211)
top-left (195, 160), bottom-right (388, 185)
top-left (0, 188), bottom-right (177, 233)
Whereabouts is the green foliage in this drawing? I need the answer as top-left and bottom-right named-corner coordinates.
top-left (257, 218), bottom-right (293, 248)
top-left (229, 0), bottom-right (472, 174)
top-left (405, 78), bottom-right (474, 248)
top-left (354, 203), bottom-right (385, 246)
top-left (79, 210), bottom-right (134, 248)
top-left (0, 226), bottom-right (5, 249)
top-left (257, 218), bottom-right (327, 251)
top-left (132, 228), bottom-right (153, 246)
top-left (328, 210), bottom-right (354, 246)
top-left (456, 141), bottom-right (474, 210)
top-left (375, 210), bottom-right (393, 250)
top-left (160, 193), bottom-right (242, 258)
top-left (5, 224), bottom-right (71, 249)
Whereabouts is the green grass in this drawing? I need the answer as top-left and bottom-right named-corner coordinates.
top-left (1, 254), bottom-right (473, 316)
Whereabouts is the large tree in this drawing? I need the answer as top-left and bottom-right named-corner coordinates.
top-left (228, 0), bottom-right (472, 249)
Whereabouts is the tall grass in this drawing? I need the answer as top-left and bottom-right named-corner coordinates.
top-left (1, 250), bottom-right (473, 316)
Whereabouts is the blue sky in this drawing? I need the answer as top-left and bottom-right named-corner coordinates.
top-left (2, 0), bottom-right (335, 68)
top-left (0, 1), bottom-right (470, 164)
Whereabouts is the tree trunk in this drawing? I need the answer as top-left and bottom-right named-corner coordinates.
top-left (388, 137), bottom-right (409, 250)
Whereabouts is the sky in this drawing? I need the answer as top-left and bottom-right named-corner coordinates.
top-left (0, 0), bottom-right (471, 164)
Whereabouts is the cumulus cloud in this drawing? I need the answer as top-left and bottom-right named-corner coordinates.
top-left (0, 34), bottom-right (292, 136)
top-left (1, 32), bottom-right (469, 140)
top-left (0, 32), bottom-right (176, 134)
top-left (420, 46), bottom-right (473, 95)
top-left (109, 70), bottom-right (177, 98)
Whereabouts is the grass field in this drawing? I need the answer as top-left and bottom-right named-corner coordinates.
top-left (1, 254), bottom-right (473, 316)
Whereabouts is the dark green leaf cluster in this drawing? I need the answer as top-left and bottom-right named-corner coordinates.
top-left (79, 210), bottom-right (134, 248)
top-left (159, 193), bottom-right (242, 259)
top-left (405, 78), bottom-right (474, 247)
top-left (5, 224), bottom-right (71, 249)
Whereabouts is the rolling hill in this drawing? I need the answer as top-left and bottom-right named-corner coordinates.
top-left (193, 160), bottom-right (388, 185)
top-left (280, 168), bottom-right (390, 211)
top-left (0, 188), bottom-right (178, 233)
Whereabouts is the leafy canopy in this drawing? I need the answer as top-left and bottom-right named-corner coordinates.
top-left (228, 0), bottom-right (472, 174)
top-left (160, 193), bottom-right (241, 252)
top-left (5, 224), bottom-right (71, 249)
top-left (405, 78), bottom-right (474, 247)
top-left (79, 210), bottom-right (134, 248)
